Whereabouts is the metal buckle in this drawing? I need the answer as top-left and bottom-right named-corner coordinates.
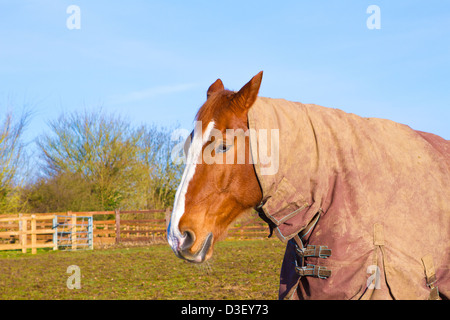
top-left (315, 265), bottom-right (330, 279)
top-left (295, 264), bottom-right (331, 279)
top-left (295, 244), bottom-right (331, 258)
top-left (317, 245), bottom-right (331, 259)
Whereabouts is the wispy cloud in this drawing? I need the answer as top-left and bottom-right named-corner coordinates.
top-left (109, 83), bottom-right (198, 105)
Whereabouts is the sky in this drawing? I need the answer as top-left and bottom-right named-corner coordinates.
top-left (1, 0), bottom-right (449, 151)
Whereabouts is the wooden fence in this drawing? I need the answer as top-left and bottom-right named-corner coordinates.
top-left (0, 215), bottom-right (57, 254)
top-left (92, 209), bottom-right (270, 245)
top-left (0, 209), bottom-right (270, 253)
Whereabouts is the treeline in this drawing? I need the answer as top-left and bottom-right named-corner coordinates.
top-left (0, 108), bottom-right (183, 214)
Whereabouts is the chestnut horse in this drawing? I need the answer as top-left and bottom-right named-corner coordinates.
top-left (167, 71), bottom-right (263, 263)
top-left (167, 71), bottom-right (450, 300)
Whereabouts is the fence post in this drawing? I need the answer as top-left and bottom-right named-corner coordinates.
top-left (21, 216), bottom-right (27, 253)
top-left (88, 216), bottom-right (93, 250)
top-left (70, 212), bottom-right (77, 251)
top-left (18, 214), bottom-right (23, 252)
top-left (31, 215), bottom-right (37, 254)
top-left (53, 215), bottom-right (58, 250)
top-left (115, 209), bottom-right (120, 245)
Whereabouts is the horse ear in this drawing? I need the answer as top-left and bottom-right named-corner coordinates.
top-left (207, 79), bottom-right (224, 99)
top-left (232, 71), bottom-right (263, 111)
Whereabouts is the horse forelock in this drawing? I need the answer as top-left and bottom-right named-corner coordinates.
top-left (195, 89), bottom-right (243, 130)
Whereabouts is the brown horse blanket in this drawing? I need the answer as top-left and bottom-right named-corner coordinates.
top-left (248, 96), bottom-right (450, 300)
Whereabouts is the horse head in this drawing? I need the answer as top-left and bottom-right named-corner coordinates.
top-left (167, 71), bottom-right (264, 263)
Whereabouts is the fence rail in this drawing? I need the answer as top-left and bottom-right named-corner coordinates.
top-left (0, 215), bottom-right (56, 254)
top-left (0, 209), bottom-right (270, 253)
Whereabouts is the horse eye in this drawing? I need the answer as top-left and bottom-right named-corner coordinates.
top-left (216, 143), bottom-right (230, 153)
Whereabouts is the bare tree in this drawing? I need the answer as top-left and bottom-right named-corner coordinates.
top-left (0, 108), bottom-right (30, 213)
top-left (33, 109), bottom-right (182, 212)
top-left (36, 109), bottom-right (146, 210)
top-left (138, 124), bottom-right (184, 209)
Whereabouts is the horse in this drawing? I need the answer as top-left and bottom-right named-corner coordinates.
top-left (167, 71), bottom-right (450, 300)
top-left (167, 72), bottom-right (263, 263)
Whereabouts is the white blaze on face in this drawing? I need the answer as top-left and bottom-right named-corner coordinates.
top-left (167, 121), bottom-right (215, 253)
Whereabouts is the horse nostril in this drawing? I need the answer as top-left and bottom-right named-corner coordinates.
top-left (180, 230), bottom-right (195, 252)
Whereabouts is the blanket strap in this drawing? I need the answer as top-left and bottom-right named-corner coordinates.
top-left (292, 209), bottom-right (332, 280)
top-left (296, 245), bottom-right (332, 259)
top-left (295, 264), bottom-right (332, 279)
top-left (421, 254), bottom-right (440, 300)
top-left (256, 200), bottom-right (276, 238)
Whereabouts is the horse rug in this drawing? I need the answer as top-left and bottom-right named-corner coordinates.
top-left (248, 96), bottom-right (450, 300)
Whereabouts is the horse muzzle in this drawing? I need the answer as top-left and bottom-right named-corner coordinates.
top-left (176, 231), bottom-right (213, 263)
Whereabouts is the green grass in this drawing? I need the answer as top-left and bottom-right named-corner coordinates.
top-left (0, 239), bottom-right (286, 300)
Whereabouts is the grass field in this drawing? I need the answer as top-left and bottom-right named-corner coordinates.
top-left (0, 239), bottom-right (286, 300)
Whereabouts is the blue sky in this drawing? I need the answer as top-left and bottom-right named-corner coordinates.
top-left (1, 0), bottom-right (449, 147)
